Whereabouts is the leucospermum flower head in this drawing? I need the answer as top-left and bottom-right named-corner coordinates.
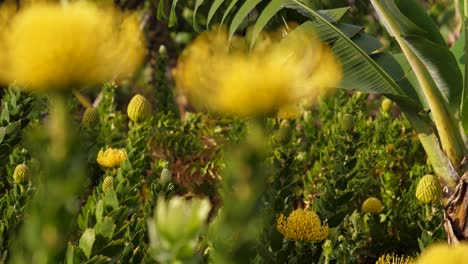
top-left (361, 197), bottom-right (383, 214)
top-left (96, 147), bottom-right (127, 169)
top-left (175, 25), bottom-right (342, 117)
top-left (276, 208), bottom-right (328, 242)
top-left (0, 2), bottom-right (145, 91)
top-left (376, 253), bottom-right (415, 264)
top-left (416, 243), bottom-right (468, 264)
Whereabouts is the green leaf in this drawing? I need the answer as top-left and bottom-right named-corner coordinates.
top-left (96, 200), bottom-right (103, 224)
top-left (66, 243), bottom-right (75, 264)
top-left (193, 0), bottom-right (205, 31)
top-left (228, 0), bottom-right (262, 40)
top-left (395, 0), bottom-right (446, 46)
top-left (207, 0), bottom-right (225, 28)
top-left (402, 35), bottom-right (463, 111)
top-left (79, 229), bottom-right (96, 259)
top-left (94, 217), bottom-right (116, 239)
top-left (316, 7), bottom-right (350, 23)
top-left (157, 0), bottom-right (167, 20)
top-left (103, 190), bottom-right (119, 210)
top-left (168, 0), bottom-right (179, 27)
top-left (249, 0), bottom-right (284, 48)
top-left (220, 0), bottom-right (240, 28)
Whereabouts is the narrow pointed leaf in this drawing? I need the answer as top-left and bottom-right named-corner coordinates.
top-left (207, 0), bottom-right (225, 28)
top-left (157, 0), bottom-right (167, 20)
top-left (316, 7), bottom-right (350, 23)
top-left (220, 0), bottom-right (240, 27)
top-left (168, 0), bottom-right (179, 27)
top-left (193, 0), bottom-right (205, 31)
top-left (228, 0), bottom-right (262, 39)
top-left (249, 0), bottom-right (284, 48)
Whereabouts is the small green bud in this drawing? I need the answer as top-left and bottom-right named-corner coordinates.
top-left (341, 114), bottom-right (355, 132)
top-left (415, 174), bottom-right (441, 204)
top-left (361, 197), bottom-right (383, 214)
top-left (160, 168), bottom-right (172, 184)
top-left (102, 176), bottom-right (114, 193)
top-left (127, 94), bottom-right (152, 123)
top-left (275, 120), bottom-right (292, 145)
top-left (82, 107), bottom-right (99, 128)
top-left (381, 98), bottom-right (393, 113)
top-left (13, 164), bottom-right (30, 185)
top-left (159, 45), bottom-right (167, 57)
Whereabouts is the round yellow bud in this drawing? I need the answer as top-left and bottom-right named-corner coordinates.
top-left (361, 197), bottom-right (383, 214)
top-left (160, 168), bottom-right (172, 184)
top-left (13, 164), bottom-right (30, 184)
top-left (381, 98), bottom-right (393, 113)
top-left (82, 107), bottom-right (99, 128)
top-left (127, 94), bottom-right (151, 123)
top-left (275, 120), bottom-right (292, 145)
top-left (341, 114), bottom-right (355, 132)
top-left (415, 174), bottom-right (441, 204)
top-left (102, 176), bottom-right (114, 193)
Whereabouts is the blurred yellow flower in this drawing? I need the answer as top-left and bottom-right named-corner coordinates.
top-left (97, 147), bottom-right (127, 169)
top-left (0, 2), bottom-right (145, 91)
top-left (416, 243), bottom-right (468, 264)
top-left (376, 253), bottom-right (414, 264)
top-left (175, 26), bottom-right (342, 117)
top-left (276, 208), bottom-right (328, 242)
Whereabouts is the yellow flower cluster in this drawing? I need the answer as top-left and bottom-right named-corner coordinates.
top-left (0, 2), bottom-right (145, 91)
top-left (361, 197), bottom-right (383, 214)
top-left (175, 26), bottom-right (342, 117)
top-left (416, 243), bottom-right (468, 264)
top-left (97, 147), bottom-right (127, 169)
top-left (276, 208), bottom-right (328, 242)
top-left (376, 253), bottom-right (414, 264)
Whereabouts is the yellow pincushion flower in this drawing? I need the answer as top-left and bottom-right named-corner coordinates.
top-left (416, 243), bottom-right (468, 264)
top-left (175, 26), bottom-right (342, 117)
top-left (376, 253), bottom-right (415, 264)
top-left (0, 2), bottom-right (145, 91)
top-left (96, 147), bottom-right (127, 169)
top-left (362, 197), bottom-right (383, 214)
top-left (277, 104), bottom-right (300, 120)
top-left (276, 208), bottom-right (329, 242)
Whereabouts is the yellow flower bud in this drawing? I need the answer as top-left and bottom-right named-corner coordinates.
top-left (275, 120), bottom-right (293, 145)
top-left (381, 98), bottom-right (393, 113)
top-left (102, 176), bottom-right (114, 193)
top-left (341, 114), bottom-right (355, 132)
top-left (127, 94), bottom-right (151, 123)
top-left (361, 197), bottom-right (383, 214)
top-left (13, 164), bottom-right (30, 185)
top-left (415, 174), bottom-right (441, 204)
top-left (81, 107), bottom-right (99, 128)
